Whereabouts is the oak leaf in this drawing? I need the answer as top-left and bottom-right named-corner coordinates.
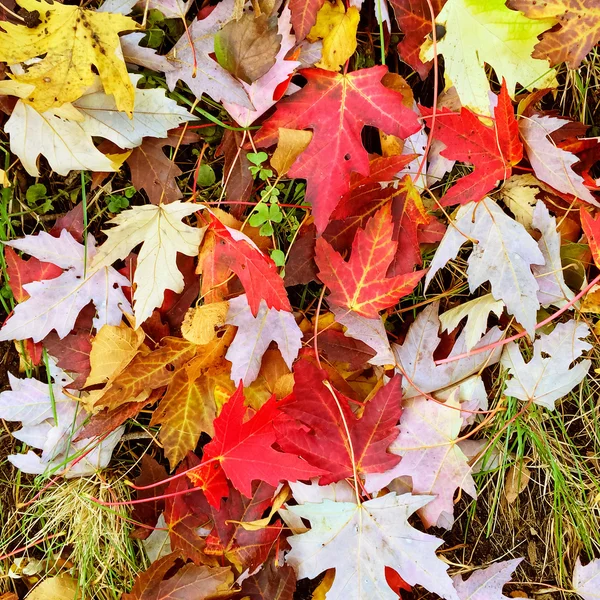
top-left (285, 493), bottom-right (458, 600)
top-left (421, 81), bottom-right (522, 206)
top-left (275, 359), bottom-right (402, 484)
top-left (420, 0), bottom-right (557, 115)
top-left (92, 202), bottom-right (205, 325)
top-left (507, 0), bottom-right (600, 69)
top-left (256, 66), bottom-right (420, 231)
top-left (315, 204), bottom-right (426, 318)
top-left (0, 0), bottom-right (139, 114)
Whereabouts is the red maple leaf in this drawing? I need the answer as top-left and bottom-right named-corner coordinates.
top-left (581, 208), bottom-right (600, 268)
top-left (205, 481), bottom-right (282, 572)
top-left (289, 0), bottom-right (325, 40)
top-left (256, 66), bottom-right (420, 232)
top-left (5, 246), bottom-right (62, 303)
top-left (391, 0), bottom-right (446, 79)
top-left (274, 359), bottom-right (402, 485)
top-left (208, 215), bottom-right (291, 315)
top-left (315, 203), bottom-right (426, 317)
top-left (421, 80), bottom-right (522, 206)
top-left (188, 385), bottom-right (326, 507)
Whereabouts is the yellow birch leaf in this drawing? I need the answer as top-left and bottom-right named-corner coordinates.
top-left (0, 0), bottom-right (139, 115)
top-left (271, 128), bottom-right (313, 176)
top-left (307, 0), bottom-right (359, 71)
top-left (181, 301), bottom-right (230, 345)
top-left (85, 322), bottom-right (146, 387)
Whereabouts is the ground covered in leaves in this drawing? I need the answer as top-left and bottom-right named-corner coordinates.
top-left (0, 0), bottom-right (599, 598)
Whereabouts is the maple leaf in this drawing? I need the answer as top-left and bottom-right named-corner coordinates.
top-left (420, 0), bottom-right (557, 115)
top-left (205, 482), bottom-right (282, 572)
top-left (519, 115), bottom-right (598, 205)
top-left (501, 319), bottom-right (591, 410)
top-left (421, 81), bottom-right (522, 206)
top-left (121, 32), bottom-right (175, 73)
top-left (72, 75), bottom-right (195, 150)
top-left (0, 0), bottom-right (139, 115)
top-left (581, 208), bottom-right (600, 268)
top-left (507, 0), bottom-right (600, 69)
top-left (222, 8), bottom-right (301, 127)
top-left (452, 558), bottom-right (524, 600)
top-left (574, 557), bottom-right (600, 600)
top-left (215, 130), bottom-right (254, 206)
top-left (256, 66), bottom-right (420, 231)
top-left (92, 202), bottom-right (204, 325)
top-left (290, 0), bottom-right (325, 40)
top-left (532, 201), bottom-right (574, 308)
top-left (315, 204), bottom-right (425, 317)
top-left (123, 551), bottom-right (233, 600)
top-left (0, 230), bottom-right (130, 343)
top-left (165, 0), bottom-right (252, 108)
top-left (130, 455), bottom-right (168, 540)
top-left (240, 556), bottom-right (296, 600)
top-left (393, 302), bottom-right (502, 399)
top-left (275, 359), bottom-right (402, 484)
top-left (225, 294), bottom-right (303, 386)
top-left (390, 0), bottom-right (445, 79)
top-left (285, 493), bottom-right (458, 600)
top-left (5, 246), bottom-right (62, 303)
top-left (207, 215), bottom-right (291, 315)
top-left (365, 393), bottom-right (476, 529)
top-left (439, 294), bottom-right (504, 351)
top-left (5, 101), bottom-right (117, 177)
top-left (188, 386), bottom-right (326, 506)
top-left (425, 198), bottom-right (545, 336)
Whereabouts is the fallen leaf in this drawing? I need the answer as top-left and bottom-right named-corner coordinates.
top-left (240, 556), bottom-right (296, 600)
top-left (425, 198), bottom-right (545, 336)
top-left (573, 557), bottom-right (600, 600)
top-left (256, 66), bottom-right (420, 231)
top-left (0, 230), bottom-right (130, 342)
top-left (290, 0), bottom-right (325, 40)
top-left (507, 0), bottom-right (600, 68)
top-left (5, 246), bottom-right (62, 303)
top-left (453, 558), bottom-right (524, 600)
top-left (271, 128), bottom-right (313, 176)
top-left (0, 0), bottom-right (139, 115)
top-left (581, 208), bottom-right (600, 268)
top-left (504, 463), bottom-right (531, 503)
top-left (181, 302), bottom-right (229, 345)
top-left (26, 574), bottom-right (84, 600)
top-left (315, 204), bottom-right (426, 317)
top-left (519, 115), bottom-right (598, 205)
top-left (215, 12), bottom-right (282, 84)
top-left (420, 0), bottom-right (557, 115)
top-left (365, 393), bottom-right (476, 529)
top-left (92, 202), bottom-right (205, 325)
top-left (307, 0), bottom-right (360, 71)
top-left (420, 81), bottom-right (522, 206)
top-left (285, 493), bottom-right (458, 600)
top-left (498, 174), bottom-right (541, 229)
top-left (501, 319), bottom-right (591, 410)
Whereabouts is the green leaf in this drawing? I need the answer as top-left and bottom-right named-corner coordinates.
top-left (247, 151), bottom-right (268, 166)
top-left (197, 163), bottom-right (216, 187)
top-left (270, 248), bottom-right (285, 267)
top-left (26, 183), bottom-right (47, 205)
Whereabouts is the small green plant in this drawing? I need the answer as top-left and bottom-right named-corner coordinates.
top-left (105, 187), bottom-right (135, 213)
top-left (249, 199), bottom-right (283, 236)
top-left (247, 152), bottom-right (273, 180)
top-left (196, 163), bottom-right (216, 187)
top-left (25, 183), bottom-right (53, 214)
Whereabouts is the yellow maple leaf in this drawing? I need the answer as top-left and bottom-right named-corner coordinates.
top-left (0, 0), bottom-right (139, 115)
top-left (308, 0), bottom-right (359, 72)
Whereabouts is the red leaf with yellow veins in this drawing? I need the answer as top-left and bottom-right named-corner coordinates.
top-left (5, 246), bottom-right (62, 303)
top-left (189, 386), bottom-right (326, 506)
top-left (274, 359), bottom-right (402, 485)
top-left (581, 208), bottom-right (600, 269)
top-left (256, 66), bottom-right (420, 232)
top-left (315, 204), bottom-right (426, 318)
top-left (421, 80), bottom-right (522, 207)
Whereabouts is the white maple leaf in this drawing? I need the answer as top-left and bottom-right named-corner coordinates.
top-left (531, 201), bottom-right (575, 309)
top-left (520, 115), bottom-right (598, 206)
top-left (285, 493), bottom-right (458, 600)
top-left (574, 558), bottom-right (600, 600)
top-left (73, 74), bottom-right (194, 149)
top-left (425, 198), bottom-right (545, 336)
top-left (440, 294), bottom-right (505, 351)
top-left (121, 33), bottom-right (175, 72)
top-left (165, 0), bottom-right (252, 108)
top-left (331, 306), bottom-right (394, 366)
top-left (91, 202), bottom-right (205, 326)
top-left (394, 302), bottom-right (502, 399)
top-left (5, 100), bottom-right (117, 177)
top-left (501, 319), bottom-right (591, 410)
top-left (225, 294), bottom-right (302, 386)
top-left (453, 558), bottom-right (525, 600)
top-left (365, 393), bottom-right (476, 530)
top-left (222, 7), bottom-right (300, 127)
top-left (0, 230), bottom-right (131, 342)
